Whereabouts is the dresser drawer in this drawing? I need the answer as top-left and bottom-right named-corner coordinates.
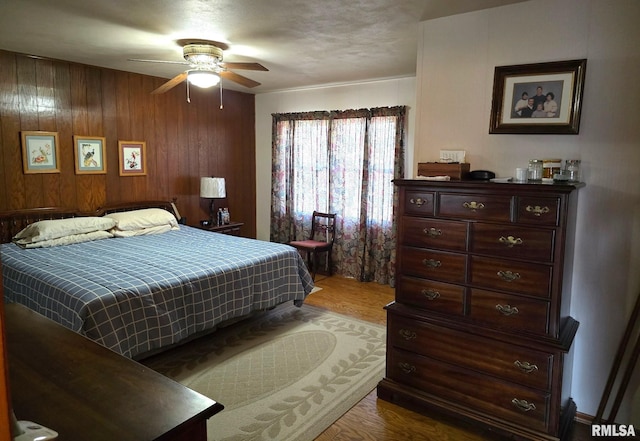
top-left (404, 190), bottom-right (435, 216)
top-left (401, 217), bottom-right (467, 252)
top-left (387, 313), bottom-right (552, 390)
top-left (387, 348), bottom-right (550, 432)
top-left (470, 256), bottom-right (552, 298)
top-left (470, 223), bottom-right (555, 263)
top-left (517, 196), bottom-right (560, 226)
top-left (438, 193), bottom-right (512, 222)
top-left (470, 289), bottom-right (550, 335)
top-left (400, 247), bottom-right (466, 284)
top-left (395, 275), bottom-right (465, 316)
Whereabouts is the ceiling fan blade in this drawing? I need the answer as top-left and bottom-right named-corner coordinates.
top-left (220, 62), bottom-right (268, 71)
top-left (151, 72), bottom-right (188, 94)
top-left (219, 71), bottom-right (261, 88)
top-left (129, 58), bottom-right (190, 65)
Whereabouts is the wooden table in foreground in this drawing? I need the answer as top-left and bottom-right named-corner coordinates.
top-left (6, 303), bottom-right (223, 441)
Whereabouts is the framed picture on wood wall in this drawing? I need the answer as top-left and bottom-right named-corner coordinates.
top-left (73, 136), bottom-right (106, 174)
top-left (21, 131), bottom-right (60, 173)
top-left (118, 140), bottom-right (146, 176)
top-left (489, 59), bottom-right (587, 134)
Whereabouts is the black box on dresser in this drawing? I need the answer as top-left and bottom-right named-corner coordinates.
top-left (377, 179), bottom-right (583, 441)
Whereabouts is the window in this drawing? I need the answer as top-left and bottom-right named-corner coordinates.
top-left (271, 106), bottom-right (405, 285)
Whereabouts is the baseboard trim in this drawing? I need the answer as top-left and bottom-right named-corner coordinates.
top-left (575, 411), bottom-right (593, 425)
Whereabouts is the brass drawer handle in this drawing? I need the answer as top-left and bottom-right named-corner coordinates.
top-left (497, 270), bottom-right (520, 282)
top-left (399, 329), bottom-right (417, 341)
top-left (422, 259), bottom-right (441, 268)
top-left (421, 289), bottom-right (440, 300)
top-left (423, 227), bottom-right (442, 237)
top-left (526, 205), bottom-right (550, 216)
top-left (496, 304), bottom-right (519, 316)
top-left (399, 362), bottom-right (416, 374)
top-left (511, 398), bottom-right (536, 412)
top-left (514, 360), bottom-right (539, 374)
top-left (498, 235), bottom-right (523, 247)
top-left (463, 201), bottom-right (485, 211)
top-left (410, 198), bottom-right (426, 206)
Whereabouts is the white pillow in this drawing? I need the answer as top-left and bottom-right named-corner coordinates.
top-left (111, 224), bottom-right (177, 237)
top-left (13, 217), bottom-right (116, 244)
top-left (103, 208), bottom-right (178, 231)
top-left (15, 230), bottom-right (113, 248)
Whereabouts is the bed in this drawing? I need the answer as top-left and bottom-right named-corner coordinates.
top-left (0, 201), bottom-right (314, 359)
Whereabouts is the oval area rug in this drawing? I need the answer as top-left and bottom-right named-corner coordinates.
top-left (143, 303), bottom-right (386, 441)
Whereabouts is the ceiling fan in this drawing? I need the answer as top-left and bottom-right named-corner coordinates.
top-left (129, 39), bottom-right (268, 105)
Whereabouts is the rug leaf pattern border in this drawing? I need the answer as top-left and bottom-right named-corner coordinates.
top-left (144, 304), bottom-right (386, 441)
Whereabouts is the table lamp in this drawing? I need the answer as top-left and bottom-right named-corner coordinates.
top-left (200, 177), bottom-right (226, 225)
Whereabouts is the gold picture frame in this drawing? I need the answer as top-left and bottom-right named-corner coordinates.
top-left (73, 136), bottom-right (107, 174)
top-left (21, 131), bottom-right (60, 173)
top-left (118, 140), bottom-right (147, 176)
top-left (489, 59), bottom-right (587, 134)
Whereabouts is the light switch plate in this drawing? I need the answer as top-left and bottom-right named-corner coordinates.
top-left (439, 150), bottom-right (466, 163)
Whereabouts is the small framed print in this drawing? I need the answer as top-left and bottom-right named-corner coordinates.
top-left (118, 140), bottom-right (147, 176)
top-left (489, 59), bottom-right (587, 134)
top-left (21, 131), bottom-right (60, 173)
top-left (74, 136), bottom-right (106, 174)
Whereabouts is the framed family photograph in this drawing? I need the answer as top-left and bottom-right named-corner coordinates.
top-left (73, 135), bottom-right (106, 174)
top-left (21, 131), bottom-right (60, 174)
top-left (489, 59), bottom-right (587, 134)
top-left (118, 140), bottom-right (146, 176)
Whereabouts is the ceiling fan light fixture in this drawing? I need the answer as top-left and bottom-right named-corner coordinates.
top-left (188, 54), bottom-right (219, 66)
top-left (187, 71), bottom-right (220, 88)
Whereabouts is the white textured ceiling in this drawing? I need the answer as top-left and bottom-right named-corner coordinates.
top-left (0, 0), bottom-right (526, 93)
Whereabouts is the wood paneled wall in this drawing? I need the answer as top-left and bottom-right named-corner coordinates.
top-left (0, 50), bottom-right (257, 237)
top-left (0, 262), bottom-right (9, 441)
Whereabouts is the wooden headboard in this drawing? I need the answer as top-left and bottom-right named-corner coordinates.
top-left (0, 208), bottom-right (79, 244)
top-left (86, 200), bottom-right (178, 217)
top-left (0, 200), bottom-right (180, 244)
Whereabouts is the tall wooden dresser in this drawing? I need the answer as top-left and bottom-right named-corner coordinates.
top-left (377, 179), bottom-right (582, 441)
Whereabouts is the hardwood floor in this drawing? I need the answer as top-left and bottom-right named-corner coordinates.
top-left (305, 275), bottom-right (593, 441)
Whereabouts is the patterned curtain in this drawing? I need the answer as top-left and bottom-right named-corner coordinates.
top-left (270, 106), bottom-right (405, 286)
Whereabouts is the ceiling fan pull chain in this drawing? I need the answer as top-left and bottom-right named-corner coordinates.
top-left (186, 71), bottom-right (191, 103)
top-left (219, 78), bottom-right (223, 109)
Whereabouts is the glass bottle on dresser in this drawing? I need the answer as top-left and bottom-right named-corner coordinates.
top-left (565, 159), bottom-right (581, 182)
top-left (528, 159), bottom-right (543, 181)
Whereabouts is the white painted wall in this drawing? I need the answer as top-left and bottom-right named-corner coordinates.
top-left (254, 0), bottom-right (640, 420)
top-left (415, 0), bottom-right (640, 419)
top-left (255, 77), bottom-right (417, 240)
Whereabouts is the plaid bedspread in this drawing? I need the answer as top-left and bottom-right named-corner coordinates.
top-left (1, 226), bottom-right (314, 358)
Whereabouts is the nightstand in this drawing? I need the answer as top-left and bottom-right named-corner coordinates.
top-left (199, 221), bottom-right (244, 236)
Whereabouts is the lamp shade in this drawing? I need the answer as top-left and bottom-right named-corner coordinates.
top-left (200, 177), bottom-right (226, 198)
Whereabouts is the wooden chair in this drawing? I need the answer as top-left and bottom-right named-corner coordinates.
top-left (289, 211), bottom-right (336, 280)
